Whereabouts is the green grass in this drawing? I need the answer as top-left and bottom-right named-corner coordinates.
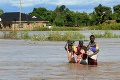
top-left (20, 31), bottom-right (30, 39)
top-left (62, 31), bottom-right (85, 41)
top-left (33, 27), bottom-right (50, 31)
top-left (92, 30), bottom-right (120, 38)
top-left (31, 34), bottom-right (47, 41)
top-left (0, 30), bottom-right (119, 41)
top-left (89, 23), bottom-right (120, 30)
top-left (46, 31), bottom-right (85, 41)
top-left (1, 31), bottom-right (18, 39)
top-left (32, 26), bottom-right (84, 31)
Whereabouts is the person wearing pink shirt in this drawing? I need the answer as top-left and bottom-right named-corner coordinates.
top-left (74, 40), bottom-right (88, 65)
top-left (64, 40), bottom-right (88, 65)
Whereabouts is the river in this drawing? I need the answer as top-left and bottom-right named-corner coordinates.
top-left (0, 30), bottom-right (120, 80)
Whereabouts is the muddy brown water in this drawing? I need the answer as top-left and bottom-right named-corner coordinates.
top-left (0, 38), bottom-right (120, 80)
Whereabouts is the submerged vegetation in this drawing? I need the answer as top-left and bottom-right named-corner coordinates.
top-left (0, 30), bottom-right (120, 41)
top-left (0, 31), bottom-right (85, 41)
top-left (48, 31), bottom-right (85, 41)
top-left (2, 31), bottom-right (19, 39)
top-left (92, 30), bottom-right (120, 38)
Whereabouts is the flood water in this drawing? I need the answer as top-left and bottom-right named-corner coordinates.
top-left (0, 31), bottom-right (120, 80)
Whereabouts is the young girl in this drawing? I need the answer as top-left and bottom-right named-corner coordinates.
top-left (87, 35), bottom-right (99, 65)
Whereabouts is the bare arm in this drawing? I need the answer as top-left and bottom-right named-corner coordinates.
top-left (96, 42), bottom-right (99, 49)
top-left (87, 42), bottom-right (90, 50)
top-left (64, 42), bottom-right (68, 51)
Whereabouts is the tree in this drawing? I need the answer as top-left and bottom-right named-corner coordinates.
top-left (54, 5), bottom-right (69, 26)
top-left (0, 9), bottom-right (4, 14)
top-left (113, 4), bottom-right (120, 13)
top-left (75, 12), bottom-right (90, 26)
top-left (45, 10), bottom-right (54, 25)
top-left (29, 7), bottom-right (47, 19)
top-left (65, 11), bottom-right (75, 27)
top-left (89, 12), bottom-right (100, 25)
top-left (113, 4), bottom-right (120, 22)
top-left (59, 5), bottom-right (66, 12)
top-left (94, 4), bottom-right (112, 24)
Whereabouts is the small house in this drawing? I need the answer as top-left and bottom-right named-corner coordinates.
top-left (0, 12), bottom-right (48, 30)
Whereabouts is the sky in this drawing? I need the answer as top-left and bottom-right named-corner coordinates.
top-left (0, 0), bottom-right (120, 14)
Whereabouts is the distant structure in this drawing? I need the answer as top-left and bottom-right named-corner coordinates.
top-left (0, 12), bottom-right (48, 30)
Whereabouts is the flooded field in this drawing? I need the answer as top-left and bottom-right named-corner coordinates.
top-left (0, 38), bottom-right (120, 80)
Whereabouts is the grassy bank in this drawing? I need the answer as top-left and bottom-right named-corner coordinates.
top-left (89, 23), bottom-right (120, 30)
top-left (92, 30), bottom-right (120, 38)
top-left (33, 26), bottom-right (87, 31)
top-left (0, 31), bottom-right (85, 41)
top-left (0, 30), bottom-right (119, 41)
top-left (33, 23), bottom-right (120, 31)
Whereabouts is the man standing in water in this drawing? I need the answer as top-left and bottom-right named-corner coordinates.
top-left (87, 35), bottom-right (99, 65)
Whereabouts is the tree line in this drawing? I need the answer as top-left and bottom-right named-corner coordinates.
top-left (1, 4), bottom-right (120, 27)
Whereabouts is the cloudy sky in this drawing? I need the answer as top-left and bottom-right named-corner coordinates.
top-left (0, 0), bottom-right (120, 13)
